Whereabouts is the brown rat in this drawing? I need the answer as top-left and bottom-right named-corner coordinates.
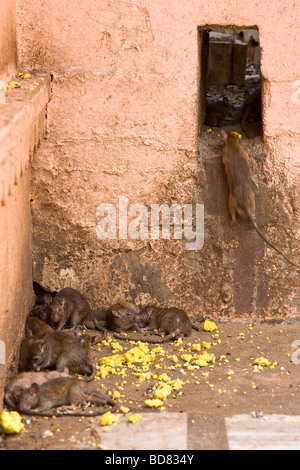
top-left (205, 97), bottom-right (240, 127)
top-left (19, 336), bottom-right (39, 372)
top-left (241, 90), bottom-right (262, 138)
top-left (106, 301), bottom-right (142, 334)
top-left (25, 314), bottom-right (83, 339)
top-left (221, 130), bottom-right (299, 268)
top-left (45, 287), bottom-right (107, 340)
top-left (114, 305), bottom-right (198, 343)
top-left (25, 316), bottom-right (54, 338)
top-left (16, 376), bottom-right (117, 417)
top-left (24, 331), bottom-right (96, 381)
top-left (4, 371), bottom-right (68, 410)
top-left (29, 301), bottom-right (53, 324)
top-left (33, 281), bottom-right (57, 305)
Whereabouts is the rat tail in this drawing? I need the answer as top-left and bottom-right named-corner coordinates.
top-left (114, 329), bottom-right (182, 344)
top-left (83, 360), bottom-right (96, 382)
top-left (94, 320), bottom-right (108, 341)
top-left (19, 401), bottom-right (117, 417)
top-left (248, 213), bottom-right (299, 268)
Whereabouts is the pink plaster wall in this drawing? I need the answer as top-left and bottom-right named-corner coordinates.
top-left (16, 0), bottom-right (300, 320)
top-left (0, 0), bottom-right (18, 83)
top-left (0, 73), bottom-right (51, 408)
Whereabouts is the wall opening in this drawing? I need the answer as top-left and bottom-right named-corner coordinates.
top-left (198, 26), bottom-right (262, 139)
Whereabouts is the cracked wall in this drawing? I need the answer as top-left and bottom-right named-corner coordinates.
top-left (17, 0), bottom-right (300, 321)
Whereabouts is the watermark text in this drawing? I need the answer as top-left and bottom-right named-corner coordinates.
top-left (96, 196), bottom-right (204, 251)
top-left (0, 340), bottom-right (6, 365)
top-left (292, 340), bottom-right (300, 365)
top-left (0, 81), bottom-right (6, 104)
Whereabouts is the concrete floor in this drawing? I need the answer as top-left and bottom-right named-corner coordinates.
top-left (1, 322), bottom-right (300, 451)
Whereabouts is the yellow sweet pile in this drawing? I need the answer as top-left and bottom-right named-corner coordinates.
top-left (128, 414), bottom-right (141, 424)
top-left (0, 411), bottom-right (24, 434)
top-left (93, 321), bottom-right (283, 423)
top-left (100, 411), bottom-right (119, 426)
top-left (203, 320), bottom-right (218, 332)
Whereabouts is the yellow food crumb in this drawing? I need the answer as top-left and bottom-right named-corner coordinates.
top-left (120, 406), bottom-right (130, 414)
top-left (100, 412), bottom-right (119, 426)
top-left (168, 379), bottom-right (184, 390)
top-left (145, 399), bottom-right (164, 408)
top-left (128, 414), bottom-right (141, 424)
top-left (231, 131), bottom-right (242, 139)
top-left (19, 72), bottom-right (31, 79)
top-left (0, 411), bottom-right (24, 434)
top-left (253, 357), bottom-right (271, 366)
top-left (111, 342), bottom-right (123, 352)
top-left (181, 354), bottom-right (192, 362)
top-left (154, 384), bottom-right (172, 401)
top-left (203, 320), bottom-right (218, 332)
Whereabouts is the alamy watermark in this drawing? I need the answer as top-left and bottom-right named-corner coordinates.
top-left (96, 196), bottom-right (204, 250)
top-left (292, 340), bottom-right (300, 365)
top-left (291, 80), bottom-right (300, 105)
top-left (0, 81), bottom-right (6, 104)
top-left (0, 340), bottom-right (6, 365)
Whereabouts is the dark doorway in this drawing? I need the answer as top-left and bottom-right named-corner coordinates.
top-left (198, 27), bottom-right (262, 139)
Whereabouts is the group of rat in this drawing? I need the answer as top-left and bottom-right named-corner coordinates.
top-left (4, 285), bottom-right (202, 418)
top-left (3, 114), bottom-right (299, 419)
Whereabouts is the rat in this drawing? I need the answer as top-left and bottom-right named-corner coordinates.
top-left (45, 287), bottom-right (107, 340)
top-left (114, 305), bottom-right (199, 343)
top-left (33, 281), bottom-right (57, 305)
top-left (205, 97), bottom-right (240, 127)
top-left (221, 130), bottom-right (299, 268)
top-left (29, 301), bottom-right (53, 324)
top-left (106, 301), bottom-right (142, 334)
top-left (24, 331), bottom-right (96, 381)
top-left (25, 314), bottom-right (83, 339)
top-left (241, 90), bottom-right (262, 138)
top-left (19, 336), bottom-right (40, 372)
top-left (4, 371), bottom-right (68, 410)
top-left (25, 316), bottom-right (54, 338)
top-left (16, 376), bottom-right (117, 417)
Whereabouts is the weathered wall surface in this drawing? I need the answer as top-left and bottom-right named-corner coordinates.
top-left (0, 169), bottom-right (33, 403)
top-left (17, 0), bottom-right (300, 321)
top-left (0, 0), bottom-right (18, 83)
top-left (0, 76), bottom-right (52, 409)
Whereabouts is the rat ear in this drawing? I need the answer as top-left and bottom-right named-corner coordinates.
top-left (111, 309), bottom-right (121, 318)
top-left (29, 383), bottom-right (39, 395)
top-left (220, 129), bottom-right (227, 141)
top-left (44, 294), bottom-right (53, 305)
top-left (59, 297), bottom-right (67, 306)
top-left (38, 340), bottom-right (46, 352)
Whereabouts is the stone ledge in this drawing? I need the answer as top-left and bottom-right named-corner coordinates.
top-left (0, 74), bottom-right (51, 204)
